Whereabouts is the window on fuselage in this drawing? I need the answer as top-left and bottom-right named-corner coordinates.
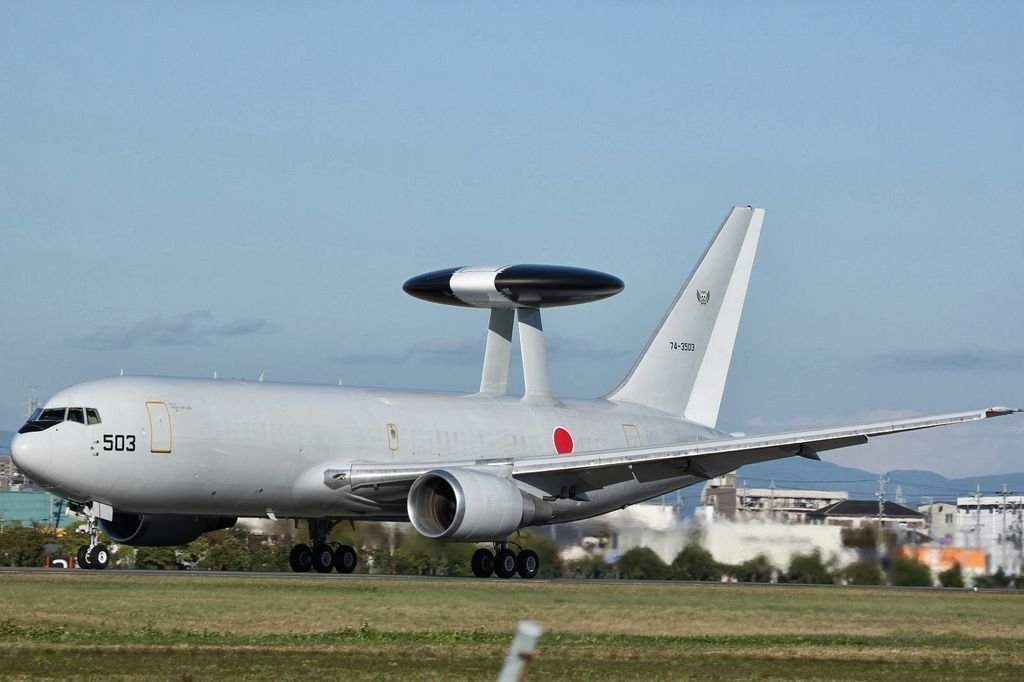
top-left (67, 408), bottom-right (85, 424)
top-left (86, 408), bottom-right (101, 425)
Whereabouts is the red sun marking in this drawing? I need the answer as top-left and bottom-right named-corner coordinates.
top-left (553, 427), bottom-right (574, 454)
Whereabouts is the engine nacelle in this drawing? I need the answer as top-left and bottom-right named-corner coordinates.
top-left (407, 468), bottom-right (552, 541)
top-left (99, 512), bottom-right (237, 547)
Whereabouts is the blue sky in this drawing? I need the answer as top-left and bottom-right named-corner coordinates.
top-left (2, 3), bottom-right (1021, 477)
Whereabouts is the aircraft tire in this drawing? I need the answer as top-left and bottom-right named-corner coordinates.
top-left (471, 548), bottom-right (494, 578)
top-left (87, 544), bottom-right (110, 570)
top-left (289, 544), bottom-right (313, 573)
top-left (311, 544), bottom-right (335, 573)
top-left (77, 545), bottom-right (93, 569)
top-left (516, 549), bottom-right (540, 579)
top-left (494, 549), bottom-right (517, 579)
top-left (335, 545), bottom-right (357, 574)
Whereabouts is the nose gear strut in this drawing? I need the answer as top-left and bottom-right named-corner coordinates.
top-left (73, 502), bottom-right (110, 570)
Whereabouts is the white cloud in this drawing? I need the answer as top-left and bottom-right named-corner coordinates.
top-left (81, 312), bottom-right (279, 351)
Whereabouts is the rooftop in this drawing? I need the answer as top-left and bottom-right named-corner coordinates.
top-left (808, 500), bottom-right (924, 519)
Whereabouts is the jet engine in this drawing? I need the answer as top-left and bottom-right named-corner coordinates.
top-left (407, 468), bottom-right (552, 541)
top-left (99, 512), bottom-right (237, 546)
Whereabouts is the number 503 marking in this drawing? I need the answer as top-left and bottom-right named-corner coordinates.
top-left (102, 434), bottom-right (136, 451)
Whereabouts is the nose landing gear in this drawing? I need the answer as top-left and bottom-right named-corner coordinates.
top-left (471, 541), bottom-right (540, 579)
top-left (75, 504), bottom-right (110, 570)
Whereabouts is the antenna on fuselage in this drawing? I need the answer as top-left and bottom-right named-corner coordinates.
top-left (402, 264), bottom-right (623, 404)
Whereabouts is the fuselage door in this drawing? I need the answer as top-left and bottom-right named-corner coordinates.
top-left (146, 401), bottom-right (172, 453)
top-left (623, 424), bottom-right (642, 448)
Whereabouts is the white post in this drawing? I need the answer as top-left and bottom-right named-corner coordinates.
top-left (497, 620), bottom-right (543, 682)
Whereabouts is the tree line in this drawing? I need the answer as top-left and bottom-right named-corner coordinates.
top-left (0, 520), bottom-right (1018, 588)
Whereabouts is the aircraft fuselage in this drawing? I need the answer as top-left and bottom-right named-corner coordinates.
top-left (16, 376), bottom-right (720, 523)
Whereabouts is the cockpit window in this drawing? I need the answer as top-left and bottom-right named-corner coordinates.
top-left (18, 407), bottom-right (103, 433)
top-left (39, 408), bottom-right (67, 422)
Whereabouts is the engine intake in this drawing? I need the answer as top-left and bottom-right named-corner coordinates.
top-left (407, 468), bottom-right (552, 541)
top-left (99, 512), bottom-right (236, 546)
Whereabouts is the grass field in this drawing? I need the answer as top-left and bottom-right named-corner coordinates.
top-left (1, 573), bottom-right (1023, 680)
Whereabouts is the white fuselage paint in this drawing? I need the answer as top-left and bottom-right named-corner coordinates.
top-left (27, 376), bottom-right (719, 525)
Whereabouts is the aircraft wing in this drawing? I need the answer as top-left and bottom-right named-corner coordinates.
top-left (341, 407), bottom-right (1018, 493)
top-left (511, 407), bottom-right (1018, 483)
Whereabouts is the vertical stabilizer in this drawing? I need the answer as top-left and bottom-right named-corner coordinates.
top-left (605, 207), bottom-right (763, 427)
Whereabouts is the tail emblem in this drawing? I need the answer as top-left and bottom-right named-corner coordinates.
top-left (696, 290), bottom-right (711, 305)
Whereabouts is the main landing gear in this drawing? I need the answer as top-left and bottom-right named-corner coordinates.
top-left (287, 519), bottom-right (358, 574)
top-left (76, 505), bottom-right (110, 570)
top-left (471, 541), bottom-right (540, 579)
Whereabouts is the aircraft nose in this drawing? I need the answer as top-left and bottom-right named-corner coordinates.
top-left (10, 431), bottom-right (52, 483)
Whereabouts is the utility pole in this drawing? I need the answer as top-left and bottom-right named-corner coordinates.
top-left (1001, 484), bottom-right (1009, 573)
top-left (26, 386), bottom-right (39, 418)
top-left (875, 474), bottom-right (889, 524)
top-left (974, 484), bottom-right (982, 550)
top-left (875, 474), bottom-right (889, 553)
top-left (921, 495), bottom-right (934, 538)
top-left (740, 480), bottom-right (747, 520)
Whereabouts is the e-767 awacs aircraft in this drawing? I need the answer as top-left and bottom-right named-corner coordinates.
top-left (12, 207), bottom-right (1020, 577)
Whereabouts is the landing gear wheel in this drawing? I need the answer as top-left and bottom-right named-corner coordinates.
top-left (77, 545), bottom-right (93, 569)
top-left (516, 549), bottom-right (540, 579)
top-left (335, 545), bottom-right (357, 574)
top-left (471, 548), bottom-right (495, 578)
top-left (86, 544), bottom-right (110, 570)
top-left (494, 548), bottom-right (517, 579)
top-left (289, 544), bottom-right (313, 573)
top-left (311, 544), bottom-right (335, 573)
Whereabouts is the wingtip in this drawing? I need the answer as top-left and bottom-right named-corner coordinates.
top-left (985, 406), bottom-right (1023, 417)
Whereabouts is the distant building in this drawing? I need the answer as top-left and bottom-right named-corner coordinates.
top-left (956, 492), bottom-right (1023, 575)
top-left (0, 491), bottom-right (74, 529)
top-left (807, 500), bottom-right (926, 532)
top-left (553, 502), bottom-right (688, 565)
top-left (917, 501), bottom-right (957, 544)
top-left (702, 521), bottom-right (849, 571)
top-left (0, 455), bottom-right (27, 491)
top-left (702, 472), bottom-right (848, 524)
top-left (899, 546), bottom-right (987, 581)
